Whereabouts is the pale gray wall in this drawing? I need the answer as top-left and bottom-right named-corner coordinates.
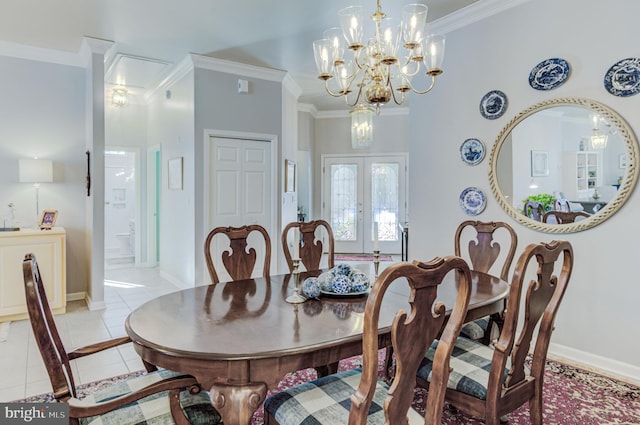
top-left (147, 70), bottom-right (196, 285)
top-left (0, 55), bottom-right (88, 294)
top-left (193, 67), bottom-right (283, 283)
top-left (409, 0), bottom-right (640, 372)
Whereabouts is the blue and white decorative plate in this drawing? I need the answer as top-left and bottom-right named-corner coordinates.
top-left (479, 90), bottom-right (508, 120)
top-left (529, 58), bottom-right (571, 90)
top-left (604, 58), bottom-right (640, 97)
top-left (459, 187), bottom-right (487, 216)
top-left (460, 138), bottom-right (485, 165)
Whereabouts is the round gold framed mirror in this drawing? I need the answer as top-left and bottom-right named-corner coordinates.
top-left (488, 98), bottom-right (638, 233)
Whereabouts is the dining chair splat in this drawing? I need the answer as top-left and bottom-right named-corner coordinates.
top-left (282, 220), bottom-right (334, 272)
top-left (205, 224), bottom-right (271, 283)
top-left (456, 220), bottom-right (517, 344)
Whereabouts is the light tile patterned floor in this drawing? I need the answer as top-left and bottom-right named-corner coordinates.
top-left (0, 266), bottom-right (182, 402)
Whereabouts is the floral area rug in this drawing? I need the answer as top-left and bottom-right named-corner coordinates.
top-left (15, 352), bottom-right (640, 424)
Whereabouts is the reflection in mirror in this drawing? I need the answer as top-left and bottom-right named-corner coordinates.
top-left (489, 98), bottom-right (639, 233)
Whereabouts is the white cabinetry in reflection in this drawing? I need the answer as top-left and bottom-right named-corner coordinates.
top-left (0, 228), bottom-right (66, 322)
top-left (562, 151), bottom-right (602, 200)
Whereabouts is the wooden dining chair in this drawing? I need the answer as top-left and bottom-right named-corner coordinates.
top-left (22, 253), bottom-right (222, 425)
top-left (204, 224), bottom-right (271, 283)
top-left (416, 240), bottom-right (573, 425)
top-left (281, 219), bottom-right (335, 272)
top-left (264, 256), bottom-right (472, 425)
top-left (455, 220), bottom-right (517, 345)
top-left (542, 210), bottom-right (590, 224)
top-left (524, 201), bottom-right (546, 221)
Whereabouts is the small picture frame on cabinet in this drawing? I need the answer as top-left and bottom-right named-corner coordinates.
top-left (39, 209), bottom-right (58, 230)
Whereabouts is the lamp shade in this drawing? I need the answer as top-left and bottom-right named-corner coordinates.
top-left (19, 159), bottom-right (53, 183)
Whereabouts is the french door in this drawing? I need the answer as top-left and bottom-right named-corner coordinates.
top-left (322, 154), bottom-right (407, 254)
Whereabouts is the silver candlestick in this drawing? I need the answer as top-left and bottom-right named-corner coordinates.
top-left (373, 250), bottom-right (380, 278)
top-left (286, 259), bottom-right (306, 304)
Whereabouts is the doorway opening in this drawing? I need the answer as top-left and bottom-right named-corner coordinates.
top-left (104, 148), bottom-right (139, 268)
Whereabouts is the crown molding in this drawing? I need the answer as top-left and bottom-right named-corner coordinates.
top-left (144, 55), bottom-right (195, 103)
top-left (430, 0), bottom-right (534, 34)
top-left (189, 54), bottom-right (286, 82)
top-left (0, 40), bottom-right (85, 68)
top-left (79, 37), bottom-right (115, 67)
top-left (298, 103), bottom-right (318, 117)
top-left (283, 73), bottom-right (302, 99)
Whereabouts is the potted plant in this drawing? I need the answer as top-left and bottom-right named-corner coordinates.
top-left (521, 193), bottom-right (556, 213)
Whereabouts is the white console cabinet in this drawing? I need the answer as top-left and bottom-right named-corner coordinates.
top-left (0, 227), bottom-right (66, 322)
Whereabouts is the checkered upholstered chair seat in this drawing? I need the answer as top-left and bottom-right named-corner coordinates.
top-left (264, 368), bottom-right (424, 425)
top-left (417, 337), bottom-right (529, 400)
top-left (459, 317), bottom-right (490, 341)
top-left (78, 369), bottom-right (221, 425)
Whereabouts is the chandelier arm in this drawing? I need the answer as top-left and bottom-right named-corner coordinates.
top-left (405, 74), bottom-right (437, 95)
top-left (390, 84), bottom-right (406, 106)
top-left (323, 80), bottom-right (351, 98)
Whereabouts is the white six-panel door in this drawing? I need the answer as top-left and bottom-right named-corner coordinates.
top-left (209, 136), bottom-right (272, 281)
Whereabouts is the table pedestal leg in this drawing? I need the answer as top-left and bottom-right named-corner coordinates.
top-left (210, 382), bottom-right (267, 425)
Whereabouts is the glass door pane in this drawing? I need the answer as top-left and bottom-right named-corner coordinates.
top-left (330, 163), bottom-right (358, 241)
top-left (371, 162), bottom-right (399, 243)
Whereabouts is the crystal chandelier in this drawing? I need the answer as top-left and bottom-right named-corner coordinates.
top-left (313, 0), bottom-right (445, 114)
top-left (112, 87), bottom-right (129, 108)
top-left (590, 113), bottom-right (608, 150)
top-left (350, 104), bottom-right (374, 148)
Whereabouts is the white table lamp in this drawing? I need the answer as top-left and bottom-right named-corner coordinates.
top-left (19, 159), bottom-right (53, 219)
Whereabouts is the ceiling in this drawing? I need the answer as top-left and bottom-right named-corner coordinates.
top-left (0, 0), bottom-right (520, 111)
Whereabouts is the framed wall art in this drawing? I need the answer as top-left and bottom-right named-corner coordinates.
top-left (168, 157), bottom-right (183, 190)
top-left (285, 159), bottom-right (296, 193)
top-left (530, 150), bottom-right (549, 177)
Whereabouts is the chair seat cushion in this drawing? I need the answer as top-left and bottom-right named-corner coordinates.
top-left (78, 369), bottom-right (221, 425)
top-left (264, 368), bottom-right (424, 425)
top-left (459, 317), bottom-right (489, 340)
top-left (417, 337), bottom-right (530, 400)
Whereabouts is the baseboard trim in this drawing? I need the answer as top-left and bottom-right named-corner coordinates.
top-left (85, 294), bottom-right (106, 311)
top-left (66, 291), bottom-right (86, 302)
top-left (549, 342), bottom-right (640, 386)
top-left (158, 270), bottom-right (190, 290)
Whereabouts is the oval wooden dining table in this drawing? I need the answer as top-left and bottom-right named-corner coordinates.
top-left (125, 268), bottom-right (508, 425)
